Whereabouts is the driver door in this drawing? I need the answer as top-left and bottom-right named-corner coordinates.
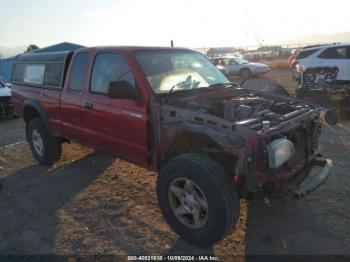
top-left (225, 59), bottom-right (240, 74)
top-left (81, 51), bottom-right (148, 165)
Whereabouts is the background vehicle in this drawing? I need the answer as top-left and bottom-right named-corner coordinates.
top-left (288, 48), bottom-right (302, 66)
top-left (0, 80), bottom-right (14, 118)
top-left (296, 66), bottom-right (350, 125)
top-left (11, 47), bottom-right (332, 246)
top-left (292, 44), bottom-right (350, 82)
top-left (211, 56), bottom-right (270, 78)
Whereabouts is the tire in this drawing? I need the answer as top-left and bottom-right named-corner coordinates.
top-left (27, 118), bottom-right (62, 166)
top-left (323, 109), bottom-right (339, 125)
top-left (157, 153), bottom-right (240, 246)
top-left (240, 68), bottom-right (252, 79)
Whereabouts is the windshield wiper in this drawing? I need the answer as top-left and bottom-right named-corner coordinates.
top-left (163, 75), bottom-right (197, 103)
top-left (163, 83), bottom-right (178, 103)
top-left (207, 82), bottom-right (237, 88)
top-left (163, 82), bottom-right (236, 103)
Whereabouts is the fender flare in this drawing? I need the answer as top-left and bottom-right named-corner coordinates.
top-left (23, 99), bottom-right (52, 133)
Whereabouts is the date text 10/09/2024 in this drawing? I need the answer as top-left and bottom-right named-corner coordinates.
top-left (127, 256), bottom-right (219, 261)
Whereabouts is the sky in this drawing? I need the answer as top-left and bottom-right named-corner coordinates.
top-left (1, 0), bottom-right (350, 49)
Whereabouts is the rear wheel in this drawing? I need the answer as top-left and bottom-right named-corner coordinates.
top-left (240, 68), bottom-right (252, 79)
top-left (157, 153), bottom-right (240, 246)
top-left (27, 118), bottom-right (62, 166)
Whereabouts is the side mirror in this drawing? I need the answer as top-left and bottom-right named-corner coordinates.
top-left (107, 80), bottom-right (139, 100)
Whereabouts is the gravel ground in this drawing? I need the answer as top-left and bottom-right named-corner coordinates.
top-left (0, 69), bottom-right (349, 258)
top-left (0, 117), bottom-right (25, 147)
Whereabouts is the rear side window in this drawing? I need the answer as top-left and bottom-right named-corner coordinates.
top-left (90, 53), bottom-right (135, 94)
top-left (296, 49), bottom-right (320, 59)
top-left (319, 47), bottom-right (347, 59)
top-left (12, 63), bottom-right (65, 88)
top-left (23, 65), bottom-right (45, 85)
top-left (69, 53), bottom-right (89, 91)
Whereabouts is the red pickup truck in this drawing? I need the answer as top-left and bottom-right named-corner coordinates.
top-left (11, 46), bottom-right (332, 246)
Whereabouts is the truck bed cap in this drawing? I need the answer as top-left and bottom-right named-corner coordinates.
top-left (15, 51), bottom-right (71, 63)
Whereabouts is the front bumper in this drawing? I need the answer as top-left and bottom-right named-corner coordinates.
top-left (292, 158), bottom-right (333, 198)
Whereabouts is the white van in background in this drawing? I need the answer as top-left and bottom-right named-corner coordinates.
top-left (292, 44), bottom-right (350, 82)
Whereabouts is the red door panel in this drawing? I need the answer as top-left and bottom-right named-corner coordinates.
top-left (82, 95), bottom-right (148, 165)
top-left (60, 51), bottom-right (91, 144)
top-left (60, 90), bottom-right (87, 142)
top-left (39, 88), bottom-right (62, 135)
top-left (81, 50), bottom-right (149, 166)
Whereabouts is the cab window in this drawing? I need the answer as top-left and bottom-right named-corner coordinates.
top-left (229, 59), bottom-right (237, 65)
top-left (69, 53), bottom-right (89, 91)
top-left (90, 53), bottom-right (135, 94)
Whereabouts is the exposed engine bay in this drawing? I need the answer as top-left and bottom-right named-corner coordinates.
top-left (162, 88), bottom-right (316, 131)
top-left (187, 95), bottom-right (300, 122)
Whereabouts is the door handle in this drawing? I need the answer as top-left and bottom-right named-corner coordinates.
top-left (84, 102), bottom-right (94, 110)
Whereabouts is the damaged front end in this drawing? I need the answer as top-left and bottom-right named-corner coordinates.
top-left (158, 87), bottom-right (332, 198)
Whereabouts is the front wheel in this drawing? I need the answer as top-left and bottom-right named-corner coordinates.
top-left (27, 118), bottom-right (62, 166)
top-left (157, 153), bottom-right (240, 246)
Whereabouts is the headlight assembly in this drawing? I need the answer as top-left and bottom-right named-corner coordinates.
top-left (267, 138), bottom-right (295, 169)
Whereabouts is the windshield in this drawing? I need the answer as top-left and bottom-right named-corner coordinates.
top-left (234, 57), bottom-right (249, 65)
top-left (0, 81), bottom-right (5, 88)
top-left (135, 50), bottom-right (230, 94)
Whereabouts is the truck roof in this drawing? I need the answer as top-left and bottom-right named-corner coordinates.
top-left (14, 46), bottom-right (196, 65)
top-left (14, 46), bottom-right (196, 63)
top-left (76, 46), bottom-right (194, 53)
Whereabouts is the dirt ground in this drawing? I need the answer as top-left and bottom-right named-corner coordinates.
top-left (0, 117), bottom-right (25, 147)
top-left (0, 69), bottom-right (349, 258)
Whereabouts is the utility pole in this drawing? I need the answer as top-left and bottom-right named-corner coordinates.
top-left (0, 53), bottom-right (3, 81)
top-left (171, 40), bottom-right (174, 47)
